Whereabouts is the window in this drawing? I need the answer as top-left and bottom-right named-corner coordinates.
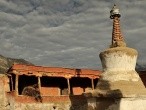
top-left (70, 77), bottom-right (92, 95)
top-left (40, 76), bottom-right (68, 96)
top-left (18, 75), bottom-right (38, 95)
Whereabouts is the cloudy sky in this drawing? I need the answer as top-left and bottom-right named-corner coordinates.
top-left (0, 0), bottom-right (146, 69)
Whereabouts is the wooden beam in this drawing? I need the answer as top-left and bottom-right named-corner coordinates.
top-left (67, 78), bottom-right (71, 95)
top-left (15, 75), bottom-right (19, 95)
top-left (91, 79), bottom-right (94, 90)
top-left (38, 77), bottom-right (41, 92)
top-left (10, 76), bottom-right (13, 91)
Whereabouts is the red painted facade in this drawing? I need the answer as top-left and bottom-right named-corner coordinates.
top-left (6, 64), bottom-right (146, 104)
top-left (6, 64), bottom-right (101, 103)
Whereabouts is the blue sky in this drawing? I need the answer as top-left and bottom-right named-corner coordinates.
top-left (0, 0), bottom-right (146, 69)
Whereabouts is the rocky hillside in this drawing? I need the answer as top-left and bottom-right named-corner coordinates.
top-left (0, 55), bottom-right (33, 74)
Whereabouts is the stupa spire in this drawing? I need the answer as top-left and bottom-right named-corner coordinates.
top-left (110, 4), bottom-right (126, 47)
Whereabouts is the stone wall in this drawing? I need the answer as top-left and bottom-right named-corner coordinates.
top-left (0, 75), bottom-right (5, 110)
top-left (0, 73), bottom-right (146, 110)
top-left (6, 95), bottom-right (97, 110)
top-left (0, 74), bottom-right (10, 110)
top-left (5, 94), bottom-right (146, 110)
top-left (1, 72), bottom-right (146, 110)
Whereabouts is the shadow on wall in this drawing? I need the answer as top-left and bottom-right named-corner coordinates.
top-left (94, 80), bottom-right (123, 110)
top-left (69, 79), bottom-right (123, 110)
top-left (69, 69), bottom-right (94, 110)
top-left (69, 95), bottom-right (88, 110)
top-left (69, 69), bottom-right (88, 110)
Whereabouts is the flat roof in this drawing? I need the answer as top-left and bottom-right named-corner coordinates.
top-left (8, 64), bottom-right (101, 79)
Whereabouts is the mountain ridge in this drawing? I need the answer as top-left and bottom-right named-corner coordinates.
top-left (0, 54), bottom-right (33, 74)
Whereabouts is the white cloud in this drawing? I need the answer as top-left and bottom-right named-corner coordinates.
top-left (0, 0), bottom-right (146, 69)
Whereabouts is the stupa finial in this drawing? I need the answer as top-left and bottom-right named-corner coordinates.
top-left (110, 4), bottom-right (121, 19)
top-left (110, 4), bottom-right (126, 47)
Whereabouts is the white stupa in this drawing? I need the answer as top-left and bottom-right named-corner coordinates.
top-left (93, 4), bottom-right (146, 99)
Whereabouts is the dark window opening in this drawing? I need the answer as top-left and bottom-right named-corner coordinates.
top-left (8, 76), bottom-right (13, 91)
top-left (11, 74), bottom-right (16, 91)
top-left (18, 75), bottom-right (38, 95)
top-left (70, 77), bottom-right (92, 95)
top-left (10, 74), bottom-right (98, 96)
top-left (40, 76), bottom-right (68, 96)
top-left (139, 74), bottom-right (146, 87)
top-left (94, 78), bottom-right (99, 89)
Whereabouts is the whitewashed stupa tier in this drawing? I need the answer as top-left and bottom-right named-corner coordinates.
top-left (100, 47), bottom-right (139, 82)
